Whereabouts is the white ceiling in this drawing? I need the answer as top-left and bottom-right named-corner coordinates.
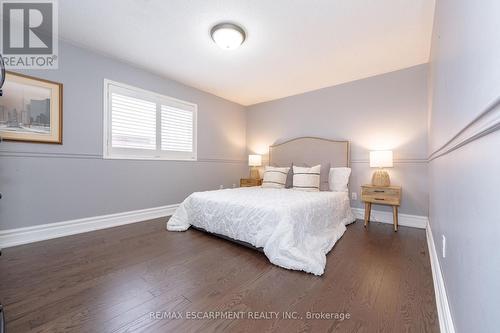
top-left (59, 0), bottom-right (435, 106)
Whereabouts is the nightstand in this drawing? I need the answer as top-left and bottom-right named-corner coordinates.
top-left (240, 178), bottom-right (262, 187)
top-left (361, 184), bottom-right (402, 231)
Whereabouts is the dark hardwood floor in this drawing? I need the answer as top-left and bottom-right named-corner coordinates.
top-left (0, 219), bottom-right (439, 332)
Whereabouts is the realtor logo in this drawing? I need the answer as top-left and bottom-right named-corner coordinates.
top-left (1, 0), bottom-right (58, 69)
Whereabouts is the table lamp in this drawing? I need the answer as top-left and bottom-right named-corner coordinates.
top-left (369, 150), bottom-right (393, 187)
top-left (248, 154), bottom-right (262, 179)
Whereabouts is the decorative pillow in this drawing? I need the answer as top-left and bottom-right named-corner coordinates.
top-left (329, 167), bottom-right (351, 192)
top-left (292, 165), bottom-right (321, 191)
top-left (293, 162), bottom-right (330, 190)
top-left (272, 163), bottom-right (293, 188)
top-left (262, 166), bottom-right (290, 188)
top-left (319, 162), bottom-right (331, 191)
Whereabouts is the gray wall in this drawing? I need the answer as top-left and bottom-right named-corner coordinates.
top-left (246, 65), bottom-right (429, 216)
top-left (0, 41), bottom-right (247, 230)
top-left (428, 1), bottom-right (500, 332)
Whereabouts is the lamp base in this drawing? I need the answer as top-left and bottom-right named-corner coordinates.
top-left (372, 170), bottom-right (390, 187)
top-left (249, 167), bottom-right (260, 180)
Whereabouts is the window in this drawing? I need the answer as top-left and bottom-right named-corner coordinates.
top-left (103, 80), bottom-right (197, 160)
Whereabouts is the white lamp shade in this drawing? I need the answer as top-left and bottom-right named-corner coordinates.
top-left (370, 151), bottom-right (393, 168)
top-left (248, 154), bottom-right (262, 167)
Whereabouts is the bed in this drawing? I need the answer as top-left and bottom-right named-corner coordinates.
top-left (166, 137), bottom-right (355, 275)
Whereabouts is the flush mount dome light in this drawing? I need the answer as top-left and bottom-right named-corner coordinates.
top-left (210, 23), bottom-right (246, 50)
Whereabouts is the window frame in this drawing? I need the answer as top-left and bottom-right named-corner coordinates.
top-left (103, 79), bottom-right (198, 161)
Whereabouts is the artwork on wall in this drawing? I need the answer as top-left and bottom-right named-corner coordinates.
top-left (0, 71), bottom-right (62, 144)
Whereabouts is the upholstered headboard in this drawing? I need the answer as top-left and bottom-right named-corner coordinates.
top-left (269, 137), bottom-right (350, 168)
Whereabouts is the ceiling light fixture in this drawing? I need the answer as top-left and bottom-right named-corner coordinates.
top-left (210, 23), bottom-right (246, 50)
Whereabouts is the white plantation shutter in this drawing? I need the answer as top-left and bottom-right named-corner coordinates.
top-left (111, 93), bottom-right (156, 150)
top-left (161, 105), bottom-right (193, 152)
top-left (104, 80), bottom-right (197, 160)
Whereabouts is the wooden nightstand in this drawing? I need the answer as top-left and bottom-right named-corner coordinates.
top-left (240, 178), bottom-right (262, 187)
top-left (361, 184), bottom-right (402, 231)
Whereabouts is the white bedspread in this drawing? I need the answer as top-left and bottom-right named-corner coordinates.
top-left (166, 187), bottom-right (355, 275)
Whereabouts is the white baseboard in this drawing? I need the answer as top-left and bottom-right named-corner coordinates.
top-left (0, 202), bottom-right (453, 333)
top-left (0, 204), bottom-right (179, 249)
top-left (351, 207), bottom-right (428, 229)
top-left (426, 221), bottom-right (455, 333)
top-left (0, 204), bottom-right (426, 249)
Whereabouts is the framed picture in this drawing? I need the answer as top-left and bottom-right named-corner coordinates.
top-left (0, 71), bottom-right (62, 144)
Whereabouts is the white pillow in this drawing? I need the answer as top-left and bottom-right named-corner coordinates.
top-left (328, 167), bottom-right (351, 192)
top-left (292, 165), bottom-right (321, 192)
top-left (262, 166), bottom-right (290, 188)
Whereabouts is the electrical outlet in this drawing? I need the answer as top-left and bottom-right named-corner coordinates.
top-left (219, 185), bottom-right (224, 190)
top-left (442, 235), bottom-right (446, 258)
top-left (232, 184), bottom-right (236, 188)
top-left (351, 192), bottom-right (358, 201)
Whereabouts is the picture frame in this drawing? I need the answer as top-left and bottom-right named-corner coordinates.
top-left (0, 71), bottom-right (62, 144)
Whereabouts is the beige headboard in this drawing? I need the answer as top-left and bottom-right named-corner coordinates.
top-left (269, 137), bottom-right (350, 168)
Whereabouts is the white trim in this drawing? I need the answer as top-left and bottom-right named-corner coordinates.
top-left (102, 79), bottom-right (198, 161)
top-left (426, 221), bottom-right (456, 333)
top-left (428, 95), bottom-right (500, 161)
top-left (351, 207), bottom-right (428, 229)
top-left (350, 158), bottom-right (428, 164)
top-left (352, 207), bottom-right (455, 331)
top-left (0, 204), bottom-right (179, 249)
top-left (103, 153), bottom-right (197, 161)
top-left (0, 204), bottom-right (427, 248)
top-left (0, 202), bottom-right (454, 333)
top-left (0, 150), bottom-right (246, 163)
top-left (103, 79), bottom-right (110, 159)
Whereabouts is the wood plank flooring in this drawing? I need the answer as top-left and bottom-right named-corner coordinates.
top-left (0, 219), bottom-right (439, 332)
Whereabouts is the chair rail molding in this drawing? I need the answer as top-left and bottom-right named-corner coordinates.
top-left (428, 95), bottom-right (500, 161)
top-left (0, 150), bottom-right (246, 163)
